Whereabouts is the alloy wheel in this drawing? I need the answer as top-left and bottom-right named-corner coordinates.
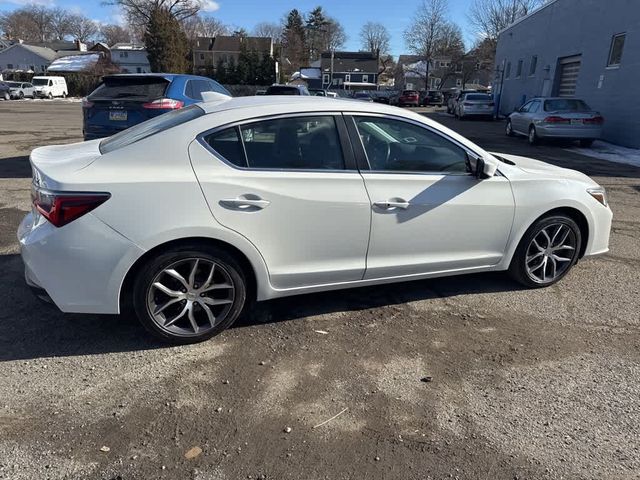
top-left (146, 257), bottom-right (235, 337)
top-left (525, 223), bottom-right (576, 283)
top-left (506, 121), bottom-right (512, 135)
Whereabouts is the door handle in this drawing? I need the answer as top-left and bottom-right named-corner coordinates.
top-left (220, 197), bottom-right (270, 210)
top-left (373, 200), bottom-right (410, 210)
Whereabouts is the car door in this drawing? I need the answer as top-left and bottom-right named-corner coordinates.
top-left (511, 101), bottom-right (532, 134)
top-left (189, 113), bottom-right (371, 289)
top-left (346, 114), bottom-right (514, 279)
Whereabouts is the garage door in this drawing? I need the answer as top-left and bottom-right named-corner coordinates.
top-left (557, 55), bottom-right (581, 97)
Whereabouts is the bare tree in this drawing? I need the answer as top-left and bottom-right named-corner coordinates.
top-left (50, 8), bottom-right (73, 40)
top-left (253, 21), bottom-right (282, 41)
top-left (107, 0), bottom-right (202, 27)
top-left (324, 17), bottom-right (346, 51)
top-left (24, 4), bottom-right (53, 42)
top-left (0, 10), bottom-right (39, 41)
top-left (435, 22), bottom-right (465, 57)
top-left (182, 15), bottom-right (228, 42)
top-left (68, 15), bottom-right (99, 43)
top-left (360, 21), bottom-right (390, 55)
top-left (468, 0), bottom-right (545, 40)
top-left (100, 24), bottom-right (132, 46)
top-left (404, 0), bottom-right (450, 86)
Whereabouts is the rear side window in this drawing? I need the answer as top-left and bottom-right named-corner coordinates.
top-left (100, 104), bottom-right (204, 154)
top-left (403, 90), bottom-right (418, 95)
top-left (185, 79), bottom-right (210, 100)
top-left (203, 116), bottom-right (345, 170)
top-left (89, 77), bottom-right (169, 101)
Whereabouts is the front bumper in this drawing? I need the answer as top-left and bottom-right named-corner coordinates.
top-left (18, 211), bottom-right (145, 314)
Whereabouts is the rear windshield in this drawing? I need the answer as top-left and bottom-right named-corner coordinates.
top-left (466, 94), bottom-right (492, 101)
top-left (266, 86), bottom-right (300, 95)
top-left (89, 76), bottom-right (169, 101)
top-left (544, 99), bottom-right (591, 112)
top-left (402, 90), bottom-right (418, 95)
top-left (99, 104), bottom-right (204, 154)
top-left (7, 81), bottom-right (21, 87)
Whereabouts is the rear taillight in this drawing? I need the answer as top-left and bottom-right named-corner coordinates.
top-left (31, 186), bottom-right (110, 227)
top-left (543, 116), bottom-right (571, 124)
top-left (584, 116), bottom-right (604, 125)
top-left (142, 98), bottom-right (184, 109)
top-left (81, 97), bottom-right (93, 109)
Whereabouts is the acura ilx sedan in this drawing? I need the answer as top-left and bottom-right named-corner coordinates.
top-left (18, 96), bottom-right (612, 344)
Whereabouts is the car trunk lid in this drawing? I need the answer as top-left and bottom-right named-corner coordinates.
top-left (30, 140), bottom-right (102, 190)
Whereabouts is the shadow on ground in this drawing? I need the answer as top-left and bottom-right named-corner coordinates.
top-left (0, 252), bottom-right (520, 362)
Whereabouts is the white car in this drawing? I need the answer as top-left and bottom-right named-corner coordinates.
top-left (18, 96), bottom-right (612, 344)
top-left (31, 76), bottom-right (68, 99)
top-left (8, 81), bottom-right (35, 99)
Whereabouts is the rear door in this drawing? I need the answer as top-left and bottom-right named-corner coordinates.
top-left (85, 76), bottom-right (171, 135)
top-left (189, 113), bottom-right (371, 289)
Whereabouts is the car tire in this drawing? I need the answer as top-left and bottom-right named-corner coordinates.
top-left (132, 245), bottom-right (248, 344)
top-left (19, 91), bottom-right (24, 99)
top-left (528, 125), bottom-right (539, 145)
top-left (509, 215), bottom-right (582, 288)
top-left (579, 139), bottom-right (594, 148)
top-left (2, 92), bottom-right (8, 101)
top-left (506, 119), bottom-right (515, 136)
top-left (47, 92), bottom-right (53, 99)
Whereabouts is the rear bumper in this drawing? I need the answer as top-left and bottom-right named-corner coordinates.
top-left (536, 125), bottom-right (602, 139)
top-left (461, 108), bottom-right (494, 116)
top-left (18, 212), bottom-right (144, 314)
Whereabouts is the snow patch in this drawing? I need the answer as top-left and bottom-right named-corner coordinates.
top-left (564, 140), bottom-right (640, 168)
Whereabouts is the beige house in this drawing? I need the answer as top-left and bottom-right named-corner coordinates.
top-left (193, 36), bottom-right (273, 73)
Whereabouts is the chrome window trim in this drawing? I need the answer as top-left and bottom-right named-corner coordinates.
top-left (196, 111), bottom-right (358, 173)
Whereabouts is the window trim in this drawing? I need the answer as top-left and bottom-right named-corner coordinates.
top-left (196, 112), bottom-right (358, 172)
top-left (607, 32), bottom-right (626, 67)
top-left (343, 112), bottom-right (483, 176)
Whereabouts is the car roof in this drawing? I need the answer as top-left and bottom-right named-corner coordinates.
top-left (103, 73), bottom-right (212, 81)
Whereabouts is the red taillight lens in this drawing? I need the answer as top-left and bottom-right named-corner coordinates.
top-left (543, 116), bottom-right (571, 124)
top-left (142, 98), bottom-right (184, 109)
top-left (31, 187), bottom-right (110, 227)
top-left (584, 116), bottom-right (604, 125)
top-left (81, 97), bottom-right (93, 109)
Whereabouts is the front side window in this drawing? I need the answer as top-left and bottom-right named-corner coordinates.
top-left (354, 116), bottom-right (469, 174)
top-left (519, 101), bottom-right (533, 113)
top-left (204, 116), bottom-right (345, 170)
top-left (608, 33), bottom-right (625, 66)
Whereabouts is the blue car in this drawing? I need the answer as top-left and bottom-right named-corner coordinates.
top-left (82, 73), bottom-right (230, 140)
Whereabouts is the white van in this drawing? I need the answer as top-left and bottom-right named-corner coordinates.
top-left (32, 76), bottom-right (68, 99)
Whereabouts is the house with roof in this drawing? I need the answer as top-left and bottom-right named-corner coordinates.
top-left (47, 52), bottom-right (119, 75)
top-left (192, 36), bottom-right (274, 75)
top-left (318, 51), bottom-right (379, 90)
top-left (109, 43), bottom-right (151, 73)
top-left (0, 44), bottom-right (60, 74)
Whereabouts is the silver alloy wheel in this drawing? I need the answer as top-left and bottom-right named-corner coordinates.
top-left (525, 223), bottom-right (576, 283)
top-left (506, 121), bottom-right (512, 135)
top-left (529, 127), bottom-right (536, 144)
top-left (146, 257), bottom-right (235, 336)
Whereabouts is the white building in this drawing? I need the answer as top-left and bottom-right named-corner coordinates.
top-left (109, 43), bottom-right (151, 74)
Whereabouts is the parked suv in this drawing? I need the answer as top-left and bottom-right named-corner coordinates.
top-left (265, 84), bottom-right (310, 95)
top-left (421, 90), bottom-right (444, 106)
top-left (82, 73), bottom-right (230, 140)
top-left (396, 90), bottom-right (420, 107)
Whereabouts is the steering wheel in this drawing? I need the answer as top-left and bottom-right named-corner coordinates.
top-left (367, 137), bottom-right (391, 169)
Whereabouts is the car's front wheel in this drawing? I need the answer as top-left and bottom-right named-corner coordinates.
top-left (509, 215), bottom-right (582, 288)
top-left (132, 245), bottom-right (248, 344)
top-left (528, 125), bottom-right (539, 145)
top-left (505, 119), bottom-right (515, 136)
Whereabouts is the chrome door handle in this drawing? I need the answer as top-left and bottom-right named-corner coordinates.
top-left (373, 200), bottom-right (410, 210)
top-left (220, 197), bottom-right (270, 210)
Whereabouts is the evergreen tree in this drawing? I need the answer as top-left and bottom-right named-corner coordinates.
top-left (214, 58), bottom-right (227, 83)
top-left (305, 6), bottom-right (327, 60)
top-left (281, 9), bottom-right (307, 77)
top-left (226, 56), bottom-right (239, 84)
top-left (144, 7), bottom-right (189, 73)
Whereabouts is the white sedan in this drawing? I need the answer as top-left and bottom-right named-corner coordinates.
top-left (18, 96), bottom-right (612, 343)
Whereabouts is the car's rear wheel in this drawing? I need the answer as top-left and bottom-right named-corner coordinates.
top-left (2, 92), bottom-right (8, 101)
top-left (528, 125), bottom-right (539, 145)
top-left (509, 215), bottom-right (581, 288)
top-left (133, 245), bottom-right (247, 344)
top-left (19, 91), bottom-right (24, 99)
top-left (579, 139), bottom-right (594, 148)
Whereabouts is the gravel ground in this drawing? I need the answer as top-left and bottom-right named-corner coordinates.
top-left (0, 101), bottom-right (639, 480)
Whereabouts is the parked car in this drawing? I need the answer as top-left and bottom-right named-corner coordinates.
top-left (82, 73), bottom-right (230, 140)
top-left (7, 81), bottom-right (35, 99)
top-left (19, 96), bottom-right (612, 344)
top-left (455, 92), bottom-right (495, 120)
top-left (371, 91), bottom-right (392, 104)
top-left (308, 88), bottom-right (326, 96)
top-left (265, 84), bottom-right (310, 95)
top-left (0, 81), bottom-right (10, 100)
top-left (447, 89), bottom-right (477, 114)
top-left (506, 97), bottom-right (604, 147)
top-left (393, 90), bottom-right (420, 107)
top-left (255, 89), bottom-right (266, 95)
top-left (32, 76), bottom-right (68, 99)
top-left (421, 90), bottom-right (444, 107)
top-left (353, 92), bottom-right (374, 102)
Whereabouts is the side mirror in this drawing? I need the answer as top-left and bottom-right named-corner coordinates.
top-left (467, 154), bottom-right (495, 179)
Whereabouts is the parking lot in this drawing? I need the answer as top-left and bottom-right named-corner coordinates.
top-left (1, 101), bottom-right (639, 480)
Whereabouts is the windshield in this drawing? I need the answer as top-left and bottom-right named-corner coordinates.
top-left (32, 78), bottom-right (48, 86)
top-left (89, 76), bottom-right (169, 101)
top-left (99, 104), bottom-right (204, 154)
top-left (544, 99), bottom-right (591, 112)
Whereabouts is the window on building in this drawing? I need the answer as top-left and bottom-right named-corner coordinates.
top-left (7, 63), bottom-right (13, 69)
top-left (322, 74), bottom-right (329, 84)
top-left (362, 74), bottom-right (368, 83)
top-left (136, 67), bottom-right (142, 73)
top-left (505, 61), bottom-right (511, 78)
top-left (516, 59), bottom-right (523, 77)
top-left (607, 33), bottom-right (625, 66)
top-left (199, 53), bottom-right (205, 60)
top-left (455, 78), bottom-right (462, 87)
top-left (529, 55), bottom-right (538, 75)
top-left (345, 74), bottom-right (351, 82)
top-left (455, 63), bottom-right (462, 73)
top-left (119, 51), bottom-right (128, 58)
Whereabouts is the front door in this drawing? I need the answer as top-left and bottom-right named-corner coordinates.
top-left (189, 114), bottom-right (371, 290)
top-left (348, 115), bottom-right (515, 279)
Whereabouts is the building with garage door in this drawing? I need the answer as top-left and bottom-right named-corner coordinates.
top-left (494, 0), bottom-right (639, 148)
